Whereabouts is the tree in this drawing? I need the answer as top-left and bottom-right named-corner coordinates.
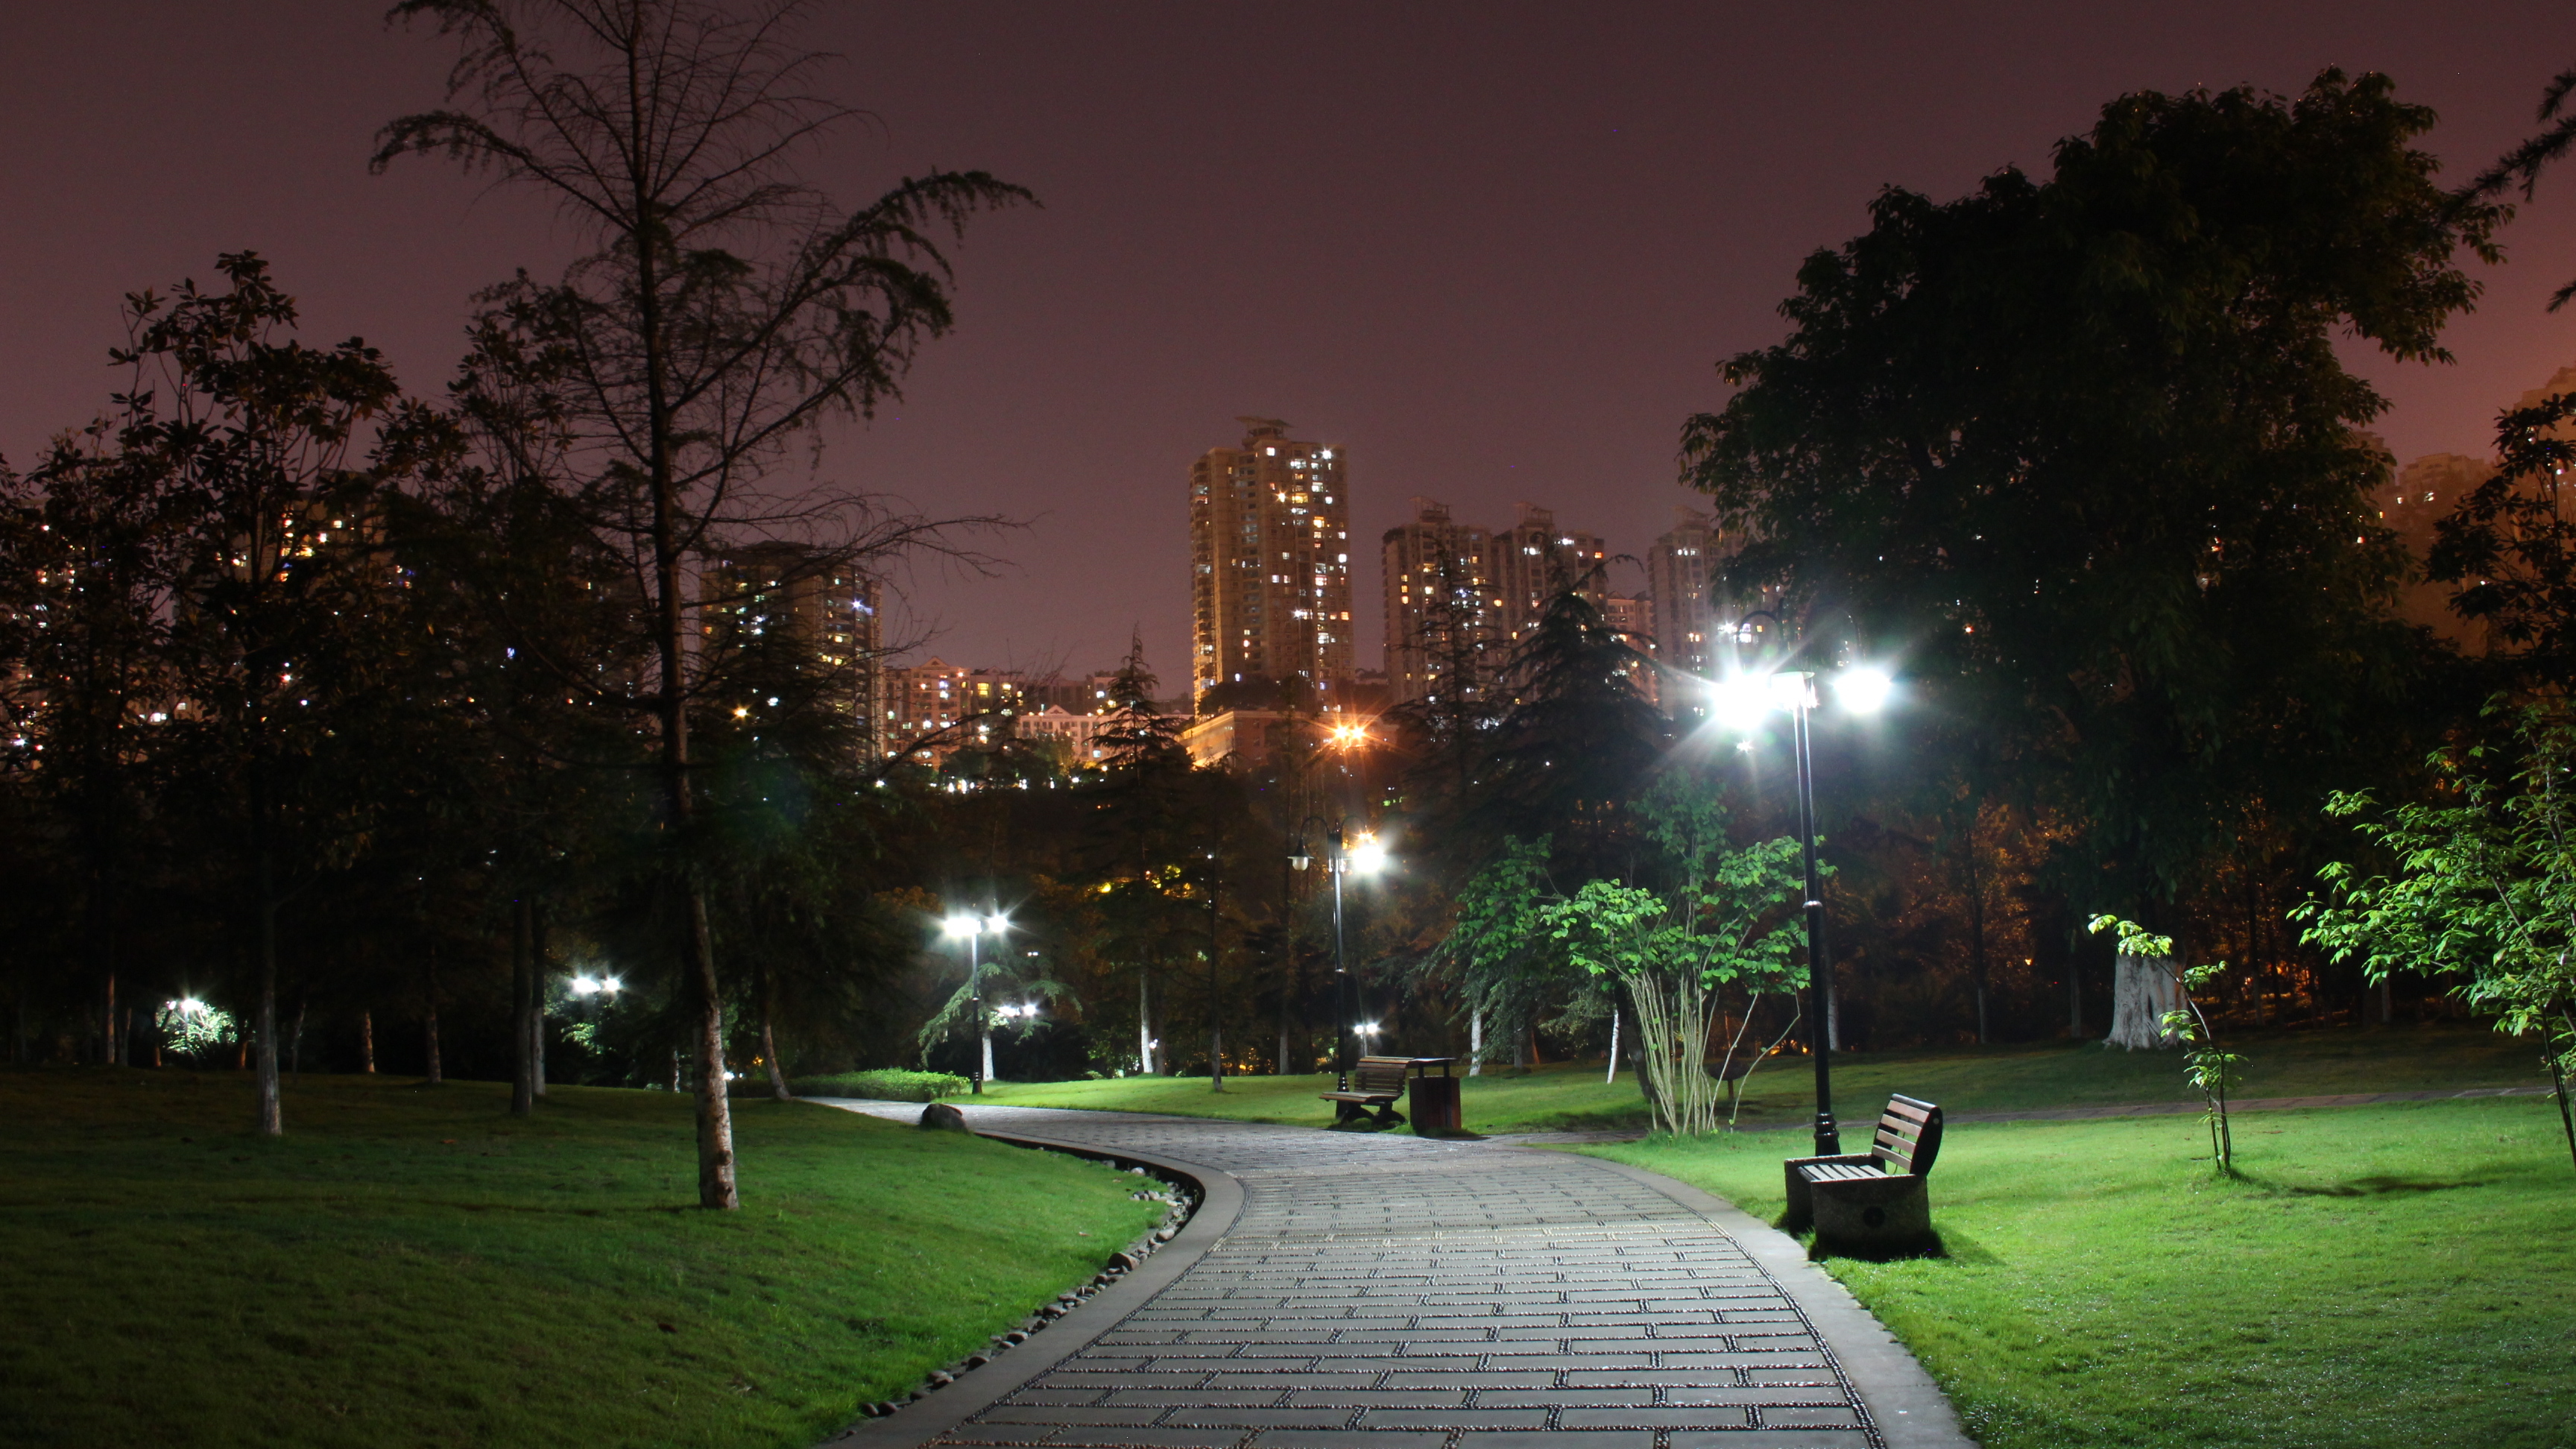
top-left (1541, 774), bottom-right (1805, 1137)
top-left (2296, 703), bottom-right (2576, 1170)
top-left (376, 0), bottom-right (1027, 1207)
top-left (2463, 63), bottom-right (2576, 311)
top-left (1467, 587), bottom-right (1664, 877)
top-left (1683, 70), bottom-right (2495, 956)
top-left (2428, 384), bottom-right (2576, 680)
top-left (86, 255), bottom-right (411, 1135)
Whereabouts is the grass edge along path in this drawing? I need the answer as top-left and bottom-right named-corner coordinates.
top-left (0, 1070), bottom-right (1161, 1449)
top-left (970, 1024), bottom-right (2551, 1135)
top-left (1583, 1097), bottom-right (2576, 1449)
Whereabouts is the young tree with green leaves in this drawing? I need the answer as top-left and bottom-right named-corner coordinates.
top-left (375, 0), bottom-right (1025, 1207)
top-left (2296, 704), bottom-right (2576, 1169)
top-left (1540, 775), bottom-right (1805, 1137)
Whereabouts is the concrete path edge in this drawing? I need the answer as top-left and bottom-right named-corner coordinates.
top-left (1573, 1153), bottom-right (1977, 1449)
top-left (815, 1125), bottom-right (1248, 1449)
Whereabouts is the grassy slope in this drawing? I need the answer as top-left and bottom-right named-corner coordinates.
top-left (1589, 1099), bottom-right (2576, 1449)
top-left (0, 1070), bottom-right (1159, 1449)
top-left (976, 1024), bottom-right (2548, 1133)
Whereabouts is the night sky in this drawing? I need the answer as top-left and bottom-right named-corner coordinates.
top-left (7, 1), bottom-right (2574, 681)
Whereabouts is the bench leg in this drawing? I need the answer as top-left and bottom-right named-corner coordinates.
top-left (1333, 1100), bottom-right (1368, 1126)
top-left (1372, 1103), bottom-right (1407, 1127)
top-left (1808, 1174), bottom-right (1934, 1257)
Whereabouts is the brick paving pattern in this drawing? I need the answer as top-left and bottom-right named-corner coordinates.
top-left (839, 1104), bottom-right (1886, 1449)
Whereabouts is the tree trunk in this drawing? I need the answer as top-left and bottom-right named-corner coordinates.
top-left (423, 955), bottom-right (443, 1085)
top-left (101, 971), bottom-right (117, 1066)
top-left (760, 963), bottom-right (792, 1101)
top-left (254, 844), bottom-right (282, 1137)
top-left (1468, 1007), bottom-right (1483, 1077)
top-left (2106, 949), bottom-right (2182, 1049)
top-left (1605, 1008), bottom-right (1620, 1085)
top-left (1138, 969), bottom-right (1155, 1074)
top-left (530, 903), bottom-right (549, 1099)
top-left (1509, 1021), bottom-right (1527, 1072)
top-left (361, 1010), bottom-right (375, 1073)
top-left (510, 898), bottom-right (534, 1117)
top-left (686, 890), bottom-right (737, 1207)
top-left (2068, 959), bottom-right (2084, 1039)
top-left (290, 997), bottom-right (307, 1082)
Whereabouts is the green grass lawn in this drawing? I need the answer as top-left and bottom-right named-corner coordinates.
top-left (0, 1069), bottom-right (1160, 1449)
top-left (1588, 1097), bottom-right (2576, 1449)
top-left (971, 1023), bottom-right (2549, 1134)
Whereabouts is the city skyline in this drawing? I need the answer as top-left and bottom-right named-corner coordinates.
top-left (9, 5), bottom-right (2574, 687)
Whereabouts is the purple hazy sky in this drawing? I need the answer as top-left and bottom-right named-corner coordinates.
top-left (7, 2), bottom-right (2575, 680)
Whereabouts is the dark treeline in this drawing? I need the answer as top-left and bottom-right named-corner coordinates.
top-left (6, 34), bottom-right (2574, 1196)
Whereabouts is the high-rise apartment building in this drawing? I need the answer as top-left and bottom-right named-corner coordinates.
top-left (699, 540), bottom-right (882, 742)
top-left (1380, 498), bottom-right (1500, 706)
top-left (878, 658), bottom-right (1027, 763)
top-left (1189, 417), bottom-right (1354, 705)
top-left (1491, 502), bottom-right (1608, 647)
top-left (1645, 508), bottom-right (1722, 680)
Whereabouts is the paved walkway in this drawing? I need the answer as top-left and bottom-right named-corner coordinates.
top-left (816, 1102), bottom-right (1969, 1449)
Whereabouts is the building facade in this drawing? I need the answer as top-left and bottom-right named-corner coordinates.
top-left (877, 657), bottom-right (1026, 763)
top-left (1644, 508), bottom-right (1722, 681)
top-left (1189, 417), bottom-right (1354, 707)
top-left (1380, 498), bottom-right (1500, 707)
top-left (698, 540), bottom-right (881, 741)
top-left (1491, 502), bottom-right (1607, 648)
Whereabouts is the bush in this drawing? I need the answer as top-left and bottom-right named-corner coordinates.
top-left (785, 1069), bottom-right (970, 1102)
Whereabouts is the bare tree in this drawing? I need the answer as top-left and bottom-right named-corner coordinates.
top-left (376, 0), bottom-right (1027, 1207)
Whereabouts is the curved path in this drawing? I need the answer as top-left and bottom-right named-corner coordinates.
top-left (818, 1103), bottom-right (1972, 1449)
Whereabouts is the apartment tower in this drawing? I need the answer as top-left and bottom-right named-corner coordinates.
top-left (1491, 502), bottom-right (1608, 646)
top-left (1380, 498), bottom-right (1500, 706)
top-left (1189, 417), bottom-right (1354, 704)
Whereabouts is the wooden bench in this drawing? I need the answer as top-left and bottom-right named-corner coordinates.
top-left (1321, 1055), bottom-right (1414, 1126)
top-left (1781, 1094), bottom-right (1943, 1254)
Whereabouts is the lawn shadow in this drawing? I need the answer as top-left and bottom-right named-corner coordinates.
top-left (2282, 1175), bottom-right (2490, 1197)
top-left (1804, 1229), bottom-right (1951, 1264)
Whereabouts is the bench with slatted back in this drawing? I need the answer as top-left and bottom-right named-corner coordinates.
top-left (1781, 1094), bottom-right (1943, 1253)
top-left (1320, 1055), bottom-right (1414, 1126)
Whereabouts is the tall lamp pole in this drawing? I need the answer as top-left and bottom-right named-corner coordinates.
top-left (942, 909), bottom-right (1009, 1094)
top-left (1784, 675), bottom-right (1838, 1156)
top-left (1712, 660), bottom-right (1893, 1159)
top-left (1289, 815), bottom-right (1386, 1091)
top-left (1205, 849), bottom-right (1225, 1093)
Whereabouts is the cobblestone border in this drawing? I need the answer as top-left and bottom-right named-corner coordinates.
top-left (815, 1128), bottom-right (1248, 1449)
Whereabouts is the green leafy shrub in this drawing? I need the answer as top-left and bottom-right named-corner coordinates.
top-left (786, 1069), bottom-right (970, 1102)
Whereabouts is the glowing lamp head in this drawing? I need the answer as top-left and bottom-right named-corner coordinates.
top-left (1834, 666), bottom-right (1894, 715)
top-left (1708, 673), bottom-right (1774, 734)
top-left (570, 975), bottom-right (602, 997)
top-left (941, 914), bottom-right (979, 940)
top-left (1346, 833), bottom-right (1388, 874)
top-left (984, 912), bottom-right (1010, 935)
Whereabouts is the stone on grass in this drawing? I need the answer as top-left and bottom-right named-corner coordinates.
top-left (918, 1102), bottom-right (970, 1131)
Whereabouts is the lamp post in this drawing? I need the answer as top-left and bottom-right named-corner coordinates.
top-left (1289, 815), bottom-right (1386, 1090)
top-left (941, 909), bottom-right (1010, 1093)
top-left (1711, 663), bottom-right (1893, 1158)
top-left (1205, 848), bottom-right (1225, 1093)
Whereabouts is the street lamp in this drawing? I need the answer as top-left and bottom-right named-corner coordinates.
top-left (1708, 663), bottom-right (1892, 1156)
top-left (1289, 817), bottom-right (1387, 1090)
top-left (941, 909), bottom-right (1010, 1093)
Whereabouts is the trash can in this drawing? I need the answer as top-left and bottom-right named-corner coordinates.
top-left (1409, 1074), bottom-right (1462, 1134)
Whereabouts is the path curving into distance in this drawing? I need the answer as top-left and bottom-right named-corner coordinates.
top-left (815, 1102), bottom-right (1971, 1449)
